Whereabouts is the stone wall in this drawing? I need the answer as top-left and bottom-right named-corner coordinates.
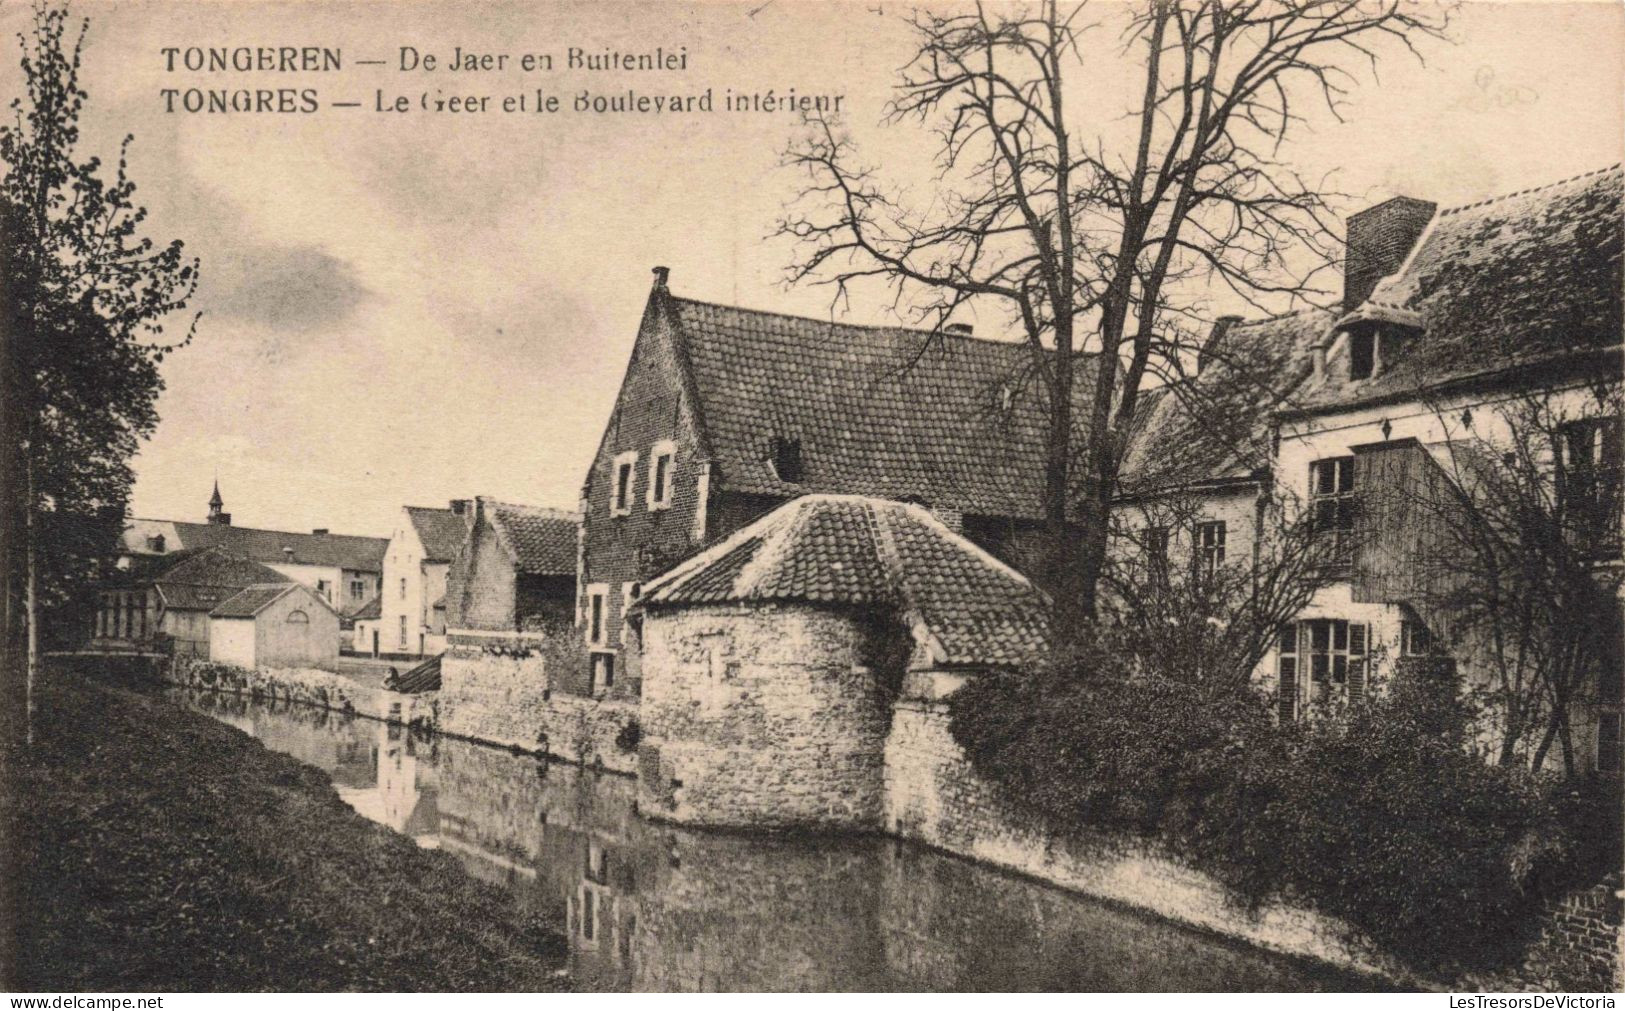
top-left (437, 632), bottom-right (640, 774)
top-left (166, 656), bottom-right (434, 726)
top-left (883, 696), bottom-right (1410, 981)
top-left (884, 695), bottom-right (1624, 992)
top-left (638, 603), bottom-right (894, 829)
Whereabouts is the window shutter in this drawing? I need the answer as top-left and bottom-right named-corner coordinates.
top-left (1348, 623), bottom-right (1369, 704)
top-left (1278, 624), bottom-right (1299, 723)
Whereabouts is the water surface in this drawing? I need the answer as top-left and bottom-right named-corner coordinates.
top-left (174, 689), bottom-right (1382, 992)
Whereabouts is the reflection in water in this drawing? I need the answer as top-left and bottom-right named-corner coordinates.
top-left (175, 690), bottom-right (1380, 992)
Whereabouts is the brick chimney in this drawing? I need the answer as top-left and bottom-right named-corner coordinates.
top-left (1343, 196), bottom-right (1436, 314)
top-left (652, 265), bottom-right (670, 290)
top-left (312, 528), bottom-right (328, 536)
top-left (944, 323), bottom-right (974, 336)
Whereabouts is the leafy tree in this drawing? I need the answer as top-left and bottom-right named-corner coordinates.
top-left (0, 3), bottom-right (199, 740)
top-left (779, 0), bottom-right (1448, 643)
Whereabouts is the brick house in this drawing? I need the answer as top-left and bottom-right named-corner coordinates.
top-left (575, 266), bottom-right (1088, 699)
top-left (443, 496), bottom-right (578, 635)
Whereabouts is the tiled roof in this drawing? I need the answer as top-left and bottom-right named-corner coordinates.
top-left (122, 519), bottom-right (388, 572)
top-left (639, 495), bottom-right (1051, 668)
top-left (1294, 165), bottom-right (1623, 412)
top-left (405, 506), bottom-right (466, 563)
top-left (346, 596), bottom-right (381, 621)
top-left (393, 654), bottom-right (442, 694)
top-left (484, 500), bottom-right (578, 576)
top-left (668, 298), bottom-right (1093, 521)
top-left (210, 583), bottom-right (300, 619)
top-left (1121, 310), bottom-right (1331, 492)
top-left (152, 548), bottom-right (290, 612)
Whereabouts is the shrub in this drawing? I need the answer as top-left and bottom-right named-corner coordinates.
top-left (950, 656), bottom-right (1603, 976)
top-left (615, 718), bottom-right (642, 753)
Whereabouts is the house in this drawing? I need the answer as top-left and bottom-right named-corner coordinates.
top-left (209, 581), bottom-right (341, 669)
top-left (1246, 165), bottom-right (1624, 771)
top-left (632, 493), bottom-right (1051, 829)
top-left (443, 497), bottom-right (578, 636)
top-left (119, 482), bottom-right (388, 614)
top-left (348, 595), bottom-right (382, 655)
top-left (378, 502), bottom-right (471, 658)
top-left (92, 546), bottom-right (289, 656)
top-left (574, 266), bottom-right (1089, 698)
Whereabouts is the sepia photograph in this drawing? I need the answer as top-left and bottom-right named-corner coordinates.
top-left (0, 0), bottom-right (1621, 996)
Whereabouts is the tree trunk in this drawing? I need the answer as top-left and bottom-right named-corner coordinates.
top-left (24, 450), bottom-right (37, 747)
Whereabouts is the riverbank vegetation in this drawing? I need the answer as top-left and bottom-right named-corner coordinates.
top-left (2, 670), bottom-right (568, 990)
top-left (951, 637), bottom-right (1621, 977)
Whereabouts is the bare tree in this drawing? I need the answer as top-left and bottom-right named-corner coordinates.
top-left (1102, 487), bottom-right (1340, 696)
top-left (778, 0), bottom-right (1448, 642)
top-left (1412, 390), bottom-right (1623, 774)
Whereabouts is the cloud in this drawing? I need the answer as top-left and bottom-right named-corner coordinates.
top-left (204, 242), bottom-right (371, 336)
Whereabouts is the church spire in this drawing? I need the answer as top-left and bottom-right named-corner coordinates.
top-left (207, 479), bottom-right (229, 525)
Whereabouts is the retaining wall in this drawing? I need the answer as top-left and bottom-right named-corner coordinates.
top-left (165, 657), bottom-right (435, 726)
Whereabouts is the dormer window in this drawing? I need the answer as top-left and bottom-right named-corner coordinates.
top-left (1349, 328), bottom-right (1376, 380)
top-left (146, 533), bottom-right (165, 553)
top-left (647, 440), bottom-right (676, 510)
top-left (611, 450), bottom-right (638, 517)
top-left (769, 436), bottom-right (803, 483)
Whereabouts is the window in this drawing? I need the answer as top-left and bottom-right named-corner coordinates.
top-left (1309, 456), bottom-right (1357, 560)
top-left (586, 585), bottom-right (609, 646)
top-left (1195, 520), bottom-right (1226, 576)
top-left (316, 579), bottom-right (331, 601)
top-left (1559, 417), bottom-right (1622, 552)
top-left (1348, 328), bottom-right (1375, 380)
top-left (398, 615), bottom-right (408, 648)
top-left (399, 577), bottom-right (407, 600)
top-left (591, 652), bottom-right (616, 693)
top-left (769, 436), bottom-right (803, 482)
top-left (647, 440), bottom-right (676, 510)
top-left (611, 451), bottom-right (638, 516)
top-left (1279, 619), bottom-right (1369, 720)
top-left (1144, 525), bottom-right (1170, 565)
top-left (1400, 619), bottom-right (1431, 656)
top-left (350, 579), bottom-right (365, 599)
top-left (286, 610), bottom-right (309, 625)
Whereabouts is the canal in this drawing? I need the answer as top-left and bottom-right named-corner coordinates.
top-left (173, 688), bottom-right (1381, 992)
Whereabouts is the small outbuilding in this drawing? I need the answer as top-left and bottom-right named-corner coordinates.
top-left (210, 582), bottom-right (340, 669)
top-left (631, 494), bottom-right (1051, 830)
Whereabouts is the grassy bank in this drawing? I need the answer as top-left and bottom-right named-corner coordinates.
top-left (2, 669), bottom-right (569, 991)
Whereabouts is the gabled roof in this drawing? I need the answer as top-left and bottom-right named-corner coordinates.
top-left (638, 495), bottom-right (1051, 668)
top-left (346, 596), bottom-right (382, 621)
top-left (1120, 310), bottom-right (1330, 493)
top-left (210, 583), bottom-right (304, 619)
top-left (483, 500), bottom-right (578, 576)
top-left (152, 547), bottom-right (290, 612)
top-left (121, 519), bottom-right (388, 572)
top-left (1293, 165), bottom-right (1623, 413)
top-left (663, 295), bottom-right (1093, 521)
top-left (405, 506), bottom-right (466, 563)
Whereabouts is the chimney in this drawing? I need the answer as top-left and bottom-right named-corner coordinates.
top-left (312, 528), bottom-right (328, 536)
top-left (1343, 196), bottom-right (1436, 314)
top-left (449, 498), bottom-right (469, 516)
top-left (944, 323), bottom-right (974, 337)
top-left (282, 546), bottom-right (294, 560)
top-left (1198, 315), bottom-right (1243, 375)
top-left (651, 265), bottom-right (670, 290)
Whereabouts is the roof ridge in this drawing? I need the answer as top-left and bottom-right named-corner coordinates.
top-left (670, 293), bottom-right (1024, 350)
top-left (1436, 163), bottom-right (1622, 218)
top-left (483, 498), bottom-right (578, 521)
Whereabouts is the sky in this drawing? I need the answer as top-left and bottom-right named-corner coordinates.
top-left (2, 0), bottom-right (1621, 538)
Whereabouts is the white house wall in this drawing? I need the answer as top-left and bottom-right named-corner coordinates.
top-left (209, 617), bottom-right (257, 667)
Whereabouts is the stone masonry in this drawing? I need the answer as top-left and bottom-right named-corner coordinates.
top-left (638, 603), bottom-right (895, 829)
top-left (437, 632), bottom-right (640, 774)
